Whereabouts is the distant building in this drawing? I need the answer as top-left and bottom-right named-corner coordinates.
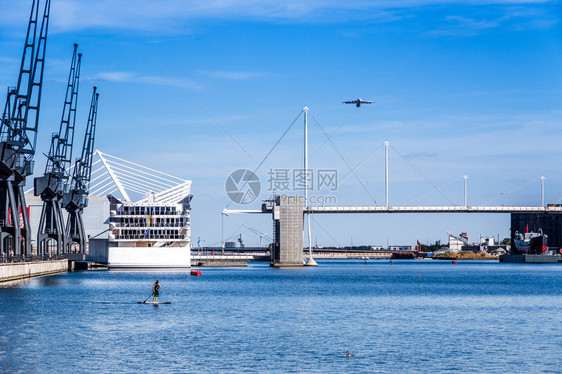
top-left (481, 236), bottom-right (495, 246)
top-left (388, 245), bottom-right (415, 251)
top-left (448, 232), bottom-right (468, 252)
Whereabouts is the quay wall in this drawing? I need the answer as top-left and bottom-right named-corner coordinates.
top-left (313, 252), bottom-right (391, 259)
top-left (192, 251), bottom-right (391, 262)
top-left (0, 260), bottom-right (69, 283)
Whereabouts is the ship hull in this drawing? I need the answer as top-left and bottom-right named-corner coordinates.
top-left (107, 246), bottom-right (190, 268)
top-left (514, 234), bottom-right (548, 254)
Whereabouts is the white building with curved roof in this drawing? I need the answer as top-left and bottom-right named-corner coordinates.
top-left (88, 151), bottom-right (192, 268)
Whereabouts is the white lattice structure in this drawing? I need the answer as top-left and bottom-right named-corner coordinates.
top-left (89, 150), bottom-right (191, 204)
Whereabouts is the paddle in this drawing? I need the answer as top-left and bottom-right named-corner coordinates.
top-left (142, 293), bottom-right (153, 303)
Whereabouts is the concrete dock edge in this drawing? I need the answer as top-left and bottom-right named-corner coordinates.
top-left (0, 260), bottom-right (70, 283)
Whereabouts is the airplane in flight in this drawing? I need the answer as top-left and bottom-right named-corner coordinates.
top-left (342, 98), bottom-right (374, 108)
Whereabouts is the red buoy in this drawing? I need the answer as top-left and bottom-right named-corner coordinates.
top-left (452, 260), bottom-right (457, 264)
top-left (190, 270), bottom-right (202, 276)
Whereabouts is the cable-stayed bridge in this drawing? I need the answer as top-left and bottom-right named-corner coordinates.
top-left (222, 107), bottom-right (562, 267)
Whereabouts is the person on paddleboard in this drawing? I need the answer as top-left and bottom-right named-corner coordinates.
top-left (152, 280), bottom-right (161, 303)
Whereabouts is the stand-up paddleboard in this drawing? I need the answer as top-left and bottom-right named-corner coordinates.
top-left (96, 301), bottom-right (137, 304)
top-left (137, 301), bottom-right (171, 304)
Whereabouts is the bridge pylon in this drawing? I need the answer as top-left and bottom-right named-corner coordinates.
top-left (271, 195), bottom-right (304, 267)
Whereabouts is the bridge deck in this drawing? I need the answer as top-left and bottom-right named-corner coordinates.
top-left (223, 206), bottom-right (562, 214)
top-left (306, 206), bottom-right (562, 214)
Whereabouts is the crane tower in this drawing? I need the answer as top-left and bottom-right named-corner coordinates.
top-left (0, 0), bottom-right (50, 257)
top-left (34, 44), bottom-right (81, 257)
top-left (63, 87), bottom-right (99, 253)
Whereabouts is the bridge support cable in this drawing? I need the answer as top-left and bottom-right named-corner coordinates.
top-left (309, 111), bottom-right (379, 204)
top-left (338, 143), bottom-right (384, 185)
top-left (252, 109), bottom-right (302, 173)
top-left (223, 213), bottom-right (273, 242)
top-left (310, 215), bottom-right (342, 248)
top-left (389, 144), bottom-right (455, 205)
top-left (481, 178), bottom-right (537, 206)
top-left (150, 54), bottom-right (254, 161)
top-left (221, 214), bottom-right (253, 248)
top-left (224, 109), bottom-right (303, 210)
top-left (550, 180), bottom-right (562, 205)
top-left (404, 177), bottom-right (463, 205)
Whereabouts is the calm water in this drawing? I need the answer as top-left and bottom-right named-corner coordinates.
top-left (0, 260), bottom-right (561, 373)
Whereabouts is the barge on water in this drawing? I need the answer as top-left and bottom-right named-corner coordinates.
top-left (499, 253), bottom-right (561, 263)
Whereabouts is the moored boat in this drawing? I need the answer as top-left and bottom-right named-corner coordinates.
top-left (514, 229), bottom-right (548, 254)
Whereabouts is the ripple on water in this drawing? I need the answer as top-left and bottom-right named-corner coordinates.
top-left (0, 261), bottom-right (561, 373)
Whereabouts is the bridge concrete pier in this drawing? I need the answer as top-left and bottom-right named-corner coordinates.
top-left (272, 195), bottom-right (304, 267)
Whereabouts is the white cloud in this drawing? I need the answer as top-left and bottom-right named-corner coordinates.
top-left (87, 71), bottom-right (199, 88)
top-left (427, 5), bottom-right (558, 36)
top-left (0, 1), bottom-right (556, 33)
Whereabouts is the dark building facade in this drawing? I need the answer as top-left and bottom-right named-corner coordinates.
top-left (511, 213), bottom-right (562, 249)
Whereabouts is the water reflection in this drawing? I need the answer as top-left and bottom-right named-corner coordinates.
top-left (0, 278), bottom-right (30, 288)
top-left (39, 277), bottom-right (61, 286)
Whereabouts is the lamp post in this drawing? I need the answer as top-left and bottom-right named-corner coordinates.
top-left (303, 107), bottom-right (317, 266)
top-left (463, 175), bottom-right (468, 207)
top-left (384, 141), bottom-right (389, 208)
top-left (541, 176), bottom-right (545, 207)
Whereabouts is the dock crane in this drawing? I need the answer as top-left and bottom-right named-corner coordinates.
top-left (63, 87), bottom-right (99, 253)
top-left (34, 44), bottom-right (81, 257)
top-left (0, 0), bottom-right (50, 258)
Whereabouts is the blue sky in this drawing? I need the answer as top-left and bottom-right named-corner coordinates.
top-left (1, 0), bottom-right (561, 247)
